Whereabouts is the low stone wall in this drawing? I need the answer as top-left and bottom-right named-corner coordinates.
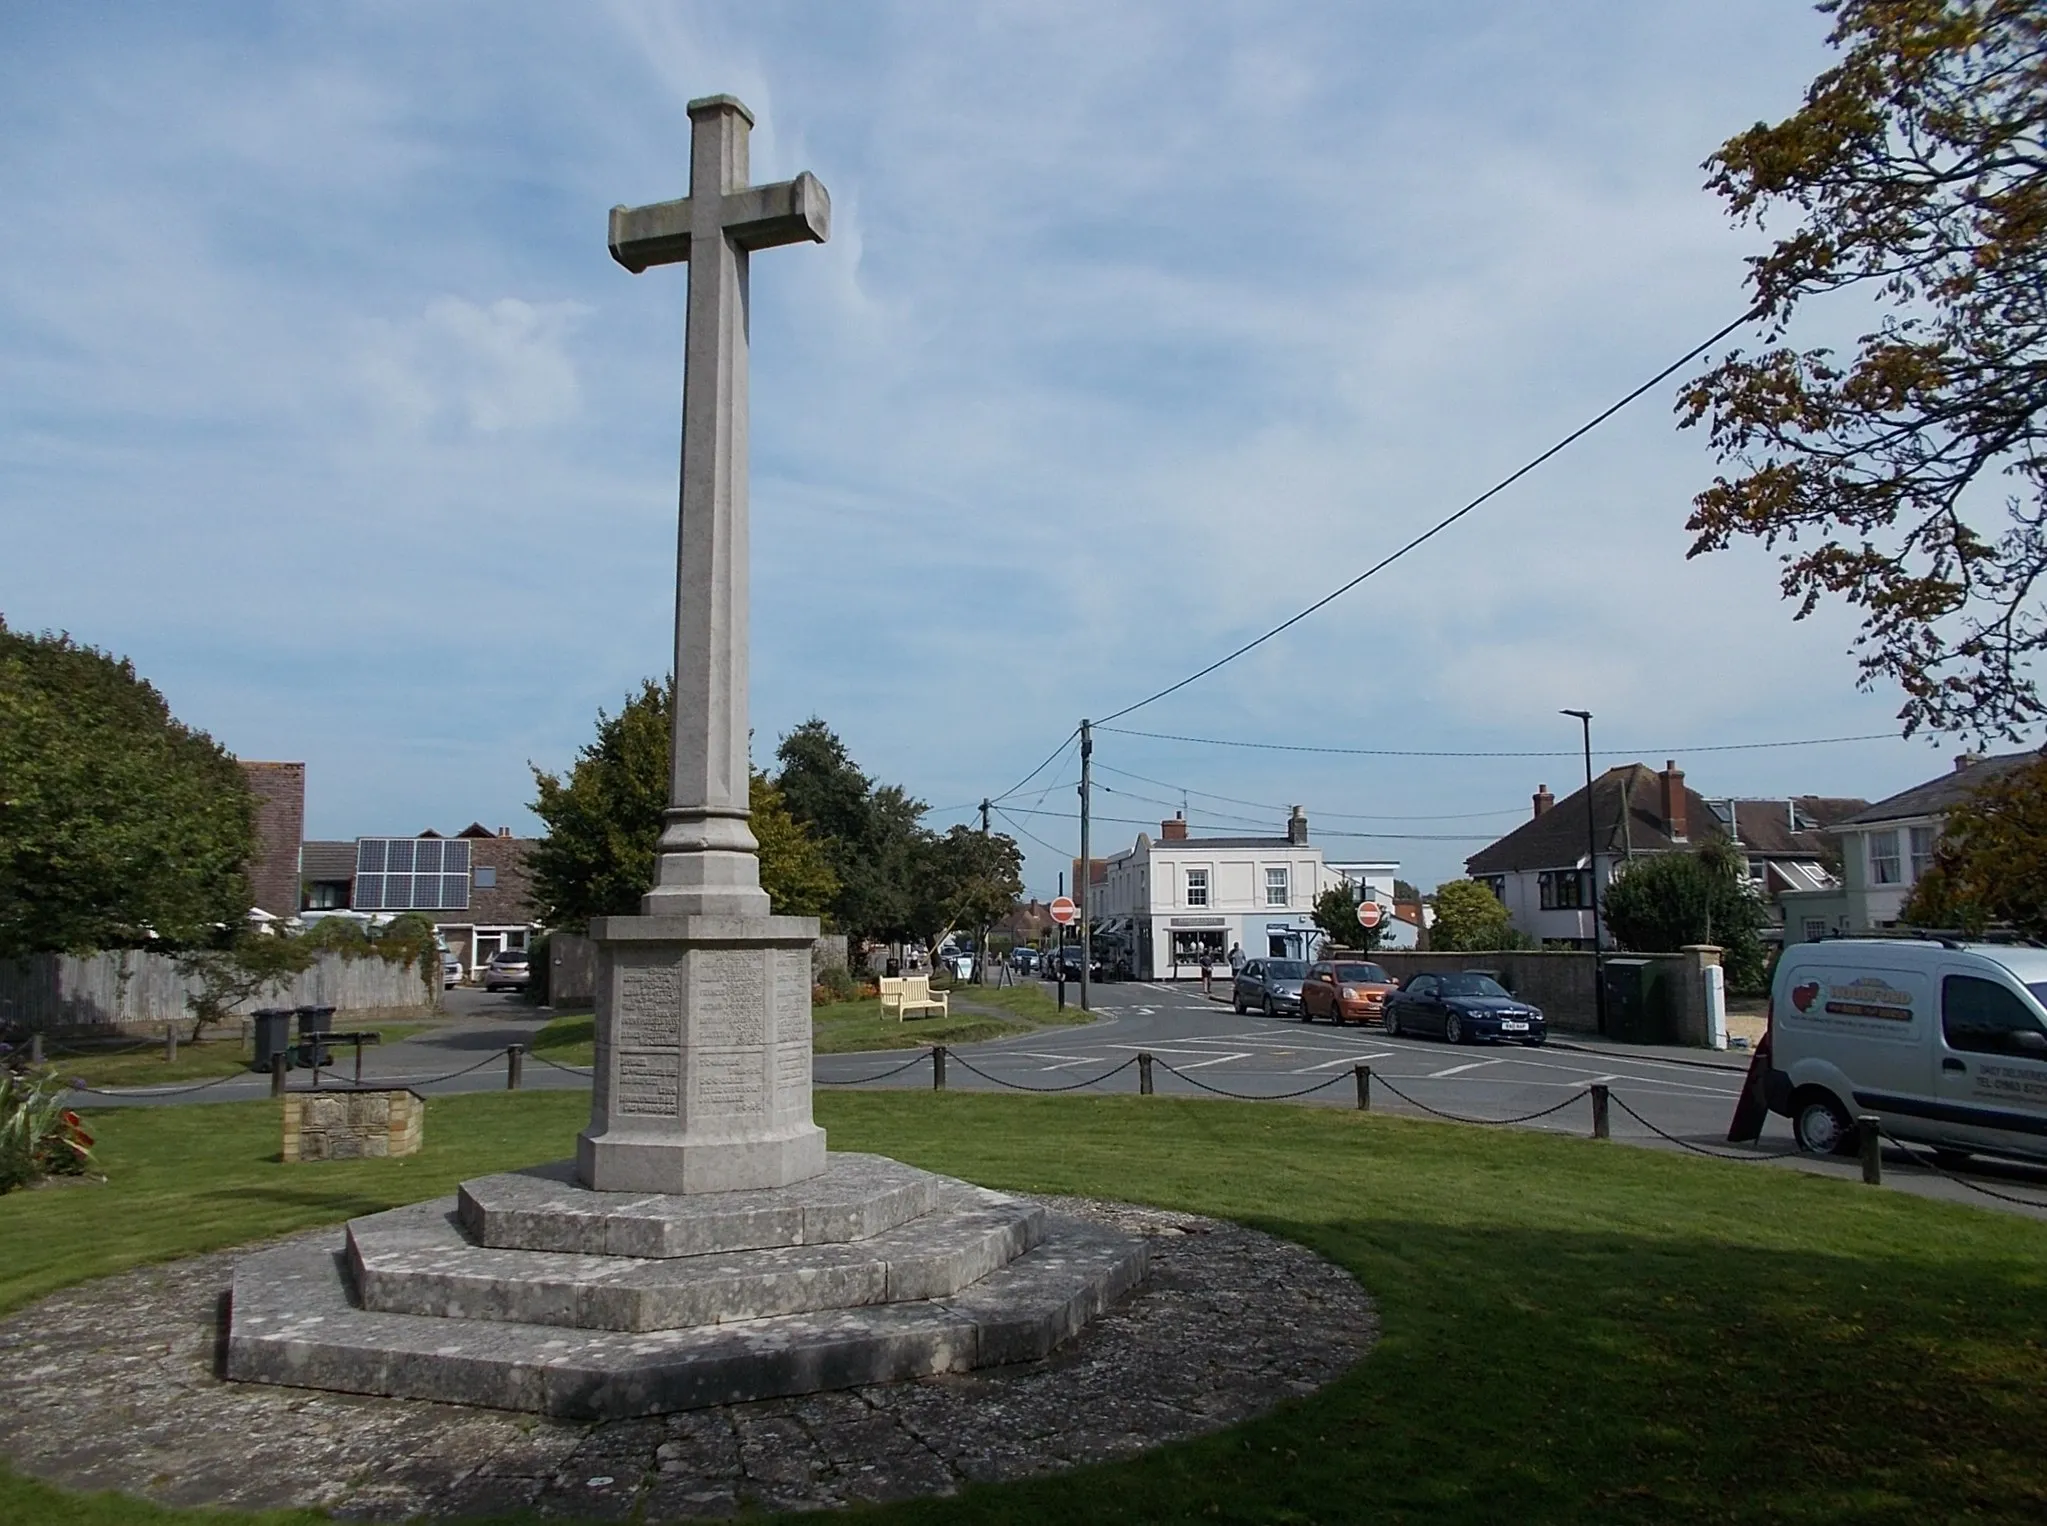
top-left (282, 1089), bottom-right (424, 1162)
top-left (1365, 948), bottom-right (1724, 1044)
top-left (0, 950), bottom-right (438, 1036)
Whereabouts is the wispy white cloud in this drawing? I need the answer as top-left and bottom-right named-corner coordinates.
top-left (0, 0), bottom-right (1991, 892)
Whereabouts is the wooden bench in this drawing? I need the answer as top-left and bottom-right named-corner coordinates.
top-left (879, 974), bottom-right (949, 1021)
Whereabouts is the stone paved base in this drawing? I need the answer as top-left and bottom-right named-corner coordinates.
top-left (0, 1199), bottom-right (1376, 1520)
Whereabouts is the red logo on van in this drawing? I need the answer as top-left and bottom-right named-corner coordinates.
top-left (1791, 982), bottom-right (1820, 1013)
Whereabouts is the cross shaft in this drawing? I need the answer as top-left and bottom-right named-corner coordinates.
top-left (609, 95), bottom-right (830, 917)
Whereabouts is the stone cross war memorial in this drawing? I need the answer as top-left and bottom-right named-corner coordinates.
top-left (223, 95), bottom-right (1146, 1420)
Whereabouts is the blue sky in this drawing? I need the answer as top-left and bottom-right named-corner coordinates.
top-left (2, 2), bottom-right (2017, 897)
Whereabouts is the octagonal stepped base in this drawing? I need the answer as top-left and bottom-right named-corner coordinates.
top-left (457, 1153), bottom-right (936, 1258)
top-left (226, 1211), bottom-right (1147, 1420)
top-left (349, 1183), bottom-right (1043, 1332)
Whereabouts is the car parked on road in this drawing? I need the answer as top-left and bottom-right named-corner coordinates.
top-left (1300, 960), bottom-right (1400, 1025)
top-left (1233, 958), bottom-right (1309, 1018)
top-left (1383, 971), bottom-right (1545, 1045)
top-left (441, 950), bottom-right (464, 989)
top-left (1051, 944), bottom-right (1103, 982)
top-left (1009, 947), bottom-right (1041, 975)
top-left (483, 948), bottom-right (531, 993)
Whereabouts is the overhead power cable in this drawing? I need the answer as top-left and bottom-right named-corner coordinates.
top-left (991, 804), bottom-right (1072, 859)
top-left (991, 727), bottom-right (1080, 804)
top-left (1096, 725), bottom-right (1901, 759)
top-left (997, 805), bottom-right (1494, 842)
top-left (1093, 761), bottom-right (1537, 822)
top-left (1091, 305), bottom-right (1763, 726)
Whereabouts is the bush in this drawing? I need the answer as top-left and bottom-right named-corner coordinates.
top-left (0, 1068), bottom-right (95, 1193)
top-left (524, 932), bottom-right (553, 1006)
top-left (814, 964), bottom-right (858, 1003)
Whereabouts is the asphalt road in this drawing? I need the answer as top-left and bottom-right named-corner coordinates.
top-left (65, 979), bottom-right (2047, 1219)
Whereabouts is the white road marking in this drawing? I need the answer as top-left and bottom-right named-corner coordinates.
top-left (1428, 1058), bottom-right (1510, 1079)
top-left (1292, 1051), bottom-right (1397, 1073)
top-left (1106, 1044), bottom-right (1253, 1070)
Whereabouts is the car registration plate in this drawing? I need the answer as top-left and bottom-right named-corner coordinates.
top-left (1499, 1019), bottom-right (1528, 1032)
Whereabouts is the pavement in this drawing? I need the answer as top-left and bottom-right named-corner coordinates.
top-left (66, 979), bottom-right (2047, 1220)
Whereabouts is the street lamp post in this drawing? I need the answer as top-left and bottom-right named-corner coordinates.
top-left (1560, 709), bottom-right (1610, 1037)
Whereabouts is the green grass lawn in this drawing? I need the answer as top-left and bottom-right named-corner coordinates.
top-left (6, 1090), bottom-right (2047, 1524)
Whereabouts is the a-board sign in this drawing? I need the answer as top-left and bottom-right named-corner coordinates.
top-left (1049, 896), bottom-right (1078, 926)
top-left (1356, 901), bottom-right (1384, 929)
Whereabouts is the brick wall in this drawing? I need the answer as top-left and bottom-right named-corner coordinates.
top-left (239, 762), bottom-right (305, 918)
top-left (467, 835), bottom-right (536, 924)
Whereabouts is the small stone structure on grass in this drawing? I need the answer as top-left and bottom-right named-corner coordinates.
top-left (281, 1089), bottom-right (423, 1162)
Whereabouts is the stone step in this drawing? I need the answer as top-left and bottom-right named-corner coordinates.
top-left (227, 1212), bottom-right (1149, 1419)
top-left (456, 1152), bottom-right (935, 1259)
top-left (348, 1183), bottom-right (1042, 1333)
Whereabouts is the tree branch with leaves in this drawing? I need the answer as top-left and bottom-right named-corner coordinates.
top-left (1680, 0), bottom-right (2047, 737)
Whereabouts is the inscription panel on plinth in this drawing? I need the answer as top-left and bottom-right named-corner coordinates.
top-left (613, 964), bottom-right (684, 1117)
top-left (686, 949), bottom-right (768, 1124)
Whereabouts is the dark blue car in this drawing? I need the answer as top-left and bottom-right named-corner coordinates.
top-left (1383, 971), bottom-right (1546, 1046)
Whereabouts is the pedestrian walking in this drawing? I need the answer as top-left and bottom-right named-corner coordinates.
top-left (1200, 953), bottom-right (1214, 997)
top-left (1227, 942), bottom-right (1245, 975)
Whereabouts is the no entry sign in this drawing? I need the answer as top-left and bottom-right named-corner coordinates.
top-left (1050, 896), bottom-right (1078, 926)
top-left (1356, 900), bottom-right (1384, 930)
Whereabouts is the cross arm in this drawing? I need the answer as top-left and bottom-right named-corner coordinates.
top-left (610, 197), bottom-right (691, 274)
top-left (724, 171), bottom-right (831, 252)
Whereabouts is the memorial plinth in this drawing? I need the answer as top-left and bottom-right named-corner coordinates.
top-left (577, 914), bottom-right (825, 1195)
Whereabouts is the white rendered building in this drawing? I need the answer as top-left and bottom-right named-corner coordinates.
top-left (1093, 810), bottom-right (1371, 979)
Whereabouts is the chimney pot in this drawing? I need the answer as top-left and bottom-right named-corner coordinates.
top-left (1955, 753), bottom-right (1983, 773)
top-left (1287, 806), bottom-right (1309, 846)
top-left (499, 826), bottom-right (511, 837)
top-left (1659, 761), bottom-right (1689, 841)
top-left (1532, 784), bottom-right (1554, 819)
top-left (1161, 813), bottom-right (1188, 842)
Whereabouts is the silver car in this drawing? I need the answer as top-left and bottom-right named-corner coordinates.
top-left (483, 948), bottom-right (531, 993)
top-left (1233, 958), bottom-right (1309, 1017)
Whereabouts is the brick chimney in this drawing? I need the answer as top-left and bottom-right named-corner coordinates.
top-left (1532, 784), bottom-right (1554, 819)
top-left (1659, 760), bottom-right (1688, 841)
top-left (1287, 806), bottom-right (1309, 846)
top-left (498, 826), bottom-right (512, 837)
top-left (1161, 812), bottom-right (1188, 841)
top-left (1955, 752), bottom-right (1983, 773)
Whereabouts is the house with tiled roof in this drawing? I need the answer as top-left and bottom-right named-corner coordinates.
top-left (1779, 748), bottom-right (2046, 945)
top-left (1465, 761), bottom-right (1864, 948)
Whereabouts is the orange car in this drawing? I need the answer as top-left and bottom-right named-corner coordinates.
top-left (1299, 960), bottom-right (1400, 1025)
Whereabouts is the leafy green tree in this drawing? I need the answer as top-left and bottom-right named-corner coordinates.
top-left (1681, 0), bottom-right (2047, 738)
top-left (773, 720), bottom-right (931, 944)
top-left (0, 621), bottom-right (254, 957)
top-left (917, 826), bottom-right (1023, 964)
top-left (1901, 755), bottom-right (2047, 936)
top-left (1428, 880), bottom-right (1518, 952)
top-left (175, 931), bottom-right (317, 1042)
top-left (1393, 879), bottom-right (1420, 905)
top-left (1312, 883), bottom-right (1385, 952)
top-left (527, 683), bottom-right (839, 929)
top-left (1601, 844), bottom-right (1769, 990)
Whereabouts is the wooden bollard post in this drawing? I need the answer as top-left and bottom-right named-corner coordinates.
top-left (1354, 1064), bottom-right (1371, 1111)
top-left (270, 1051), bottom-right (287, 1097)
top-left (932, 1045), bottom-right (948, 1090)
top-left (1859, 1116), bottom-right (1882, 1185)
top-left (28, 1033), bottom-right (43, 1066)
top-left (506, 1044), bottom-right (525, 1091)
top-left (1591, 1084), bottom-right (1610, 1140)
top-left (1139, 1052), bottom-right (1154, 1095)
top-left (164, 1023), bottom-right (178, 1064)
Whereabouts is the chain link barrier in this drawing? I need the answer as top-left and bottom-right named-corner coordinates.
top-left (1876, 1124), bottom-right (2047, 1210)
top-left (65, 1069), bottom-right (253, 1098)
top-left (814, 1051), bottom-right (935, 1086)
top-left (1153, 1060), bottom-right (1352, 1103)
top-left (1370, 1073), bottom-right (1590, 1127)
top-left (947, 1051), bottom-right (1138, 1093)
top-left (1607, 1094), bottom-right (1807, 1161)
top-left (527, 1050), bottom-right (595, 1075)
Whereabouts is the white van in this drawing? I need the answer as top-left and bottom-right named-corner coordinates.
top-left (1768, 937), bottom-right (2047, 1161)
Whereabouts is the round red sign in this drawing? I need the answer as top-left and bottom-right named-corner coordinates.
top-left (1049, 896), bottom-right (1078, 926)
top-left (1356, 900), bottom-right (1384, 929)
